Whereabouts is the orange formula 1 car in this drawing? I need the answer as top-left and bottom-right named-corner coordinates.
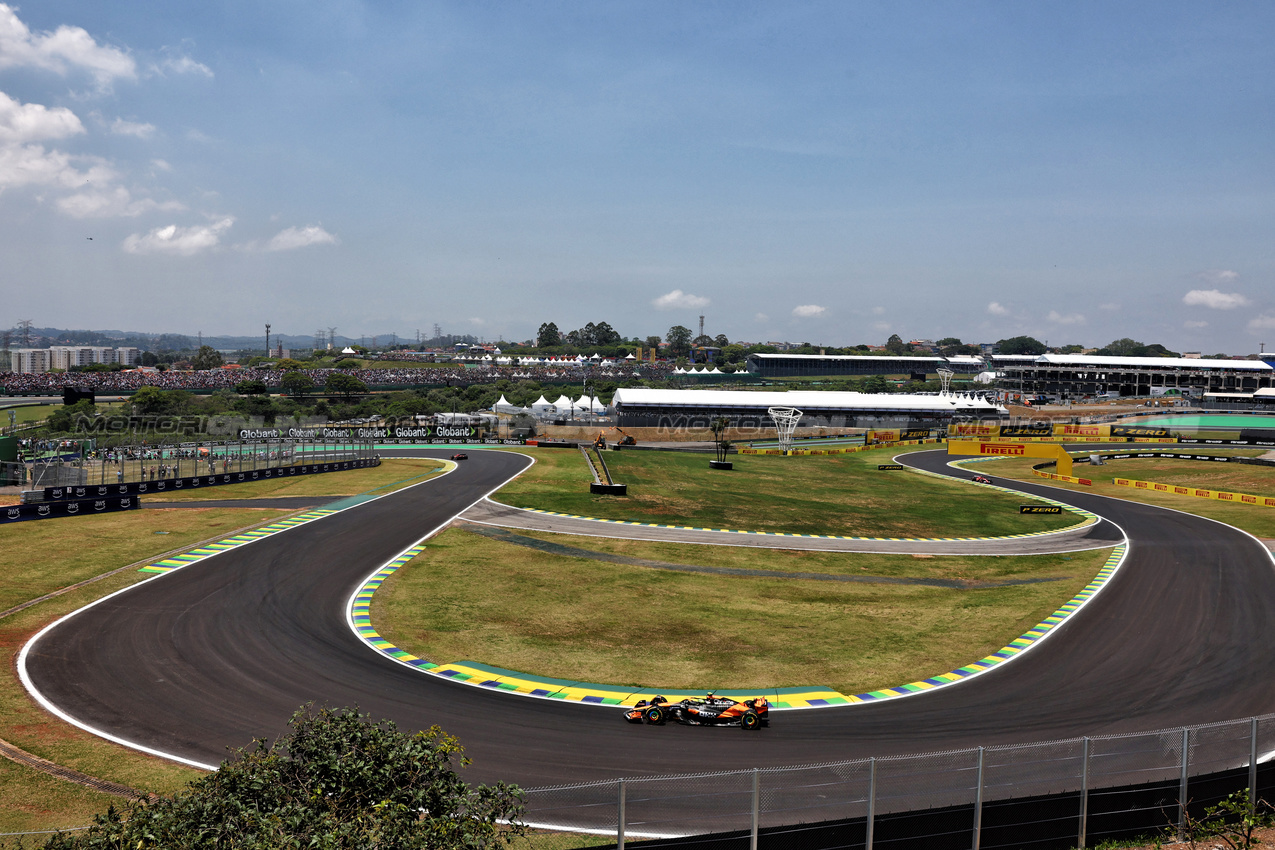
top-left (624, 693), bottom-right (768, 730)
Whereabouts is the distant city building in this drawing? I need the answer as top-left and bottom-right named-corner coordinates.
top-left (10, 346), bottom-right (139, 374)
top-left (13, 349), bottom-right (50, 374)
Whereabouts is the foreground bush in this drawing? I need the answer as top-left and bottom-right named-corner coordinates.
top-left (44, 706), bottom-right (526, 850)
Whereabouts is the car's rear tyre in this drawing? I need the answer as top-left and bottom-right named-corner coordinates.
top-left (740, 710), bottom-right (760, 730)
top-left (644, 705), bottom-right (666, 725)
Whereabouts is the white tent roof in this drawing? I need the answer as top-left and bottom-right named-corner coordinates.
top-left (612, 388), bottom-right (1006, 415)
top-left (552, 394), bottom-right (573, 408)
top-left (530, 395), bottom-right (554, 412)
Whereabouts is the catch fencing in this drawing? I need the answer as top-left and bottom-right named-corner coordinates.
top-left (522, 713), bottom-right (1275, 850)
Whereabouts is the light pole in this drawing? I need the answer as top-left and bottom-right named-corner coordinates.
top-left (265, 323), bottom-right (271, 360)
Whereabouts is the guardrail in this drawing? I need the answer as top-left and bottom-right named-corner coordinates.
top-left (523, 713), bottom-right (1275, 850)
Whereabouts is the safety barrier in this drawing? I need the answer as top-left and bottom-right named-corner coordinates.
top-left (1112, 477), bottom-right (1275, 508)
top-left (738, 438), bottom-right (942, 457)
top-left (523, 714), bottom-right (1275, 850)
top-left (1032, 470), bottom-right (1093, 486)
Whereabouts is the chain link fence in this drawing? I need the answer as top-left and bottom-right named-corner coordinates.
top-left (519, 713), bottom-right (1275, 850)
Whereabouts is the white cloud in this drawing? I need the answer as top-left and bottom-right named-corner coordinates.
top-left (58, 186), bottom-right (183, 218)
top-left (154, 50), bottom-right (213, 78)
top-left (1247, 315), bottom-right (1275, 332)
top-left (0, 141), bottom-right (114, 190)
top-left (122, 216), bottom-right (233, 256)
top-left (1183, 320), bottom-right (1209, 329)
top-left (871, 306), bottom-right (885, 316)
top-left (0, 91), bottom-right (84, 144)
top-left (263, 224), bottom-right (338, 252)
top-left (792, 304), bottom-right (826, 318)
top-left (150, 158), bottom-right (171, 172)
top-left (987, 301), bottom-right (1009, 316)
top-left (109, 117), bottom-right (155, 138)
top-left (1183, 289), bottom-right (1249, 310)
top-left (1047, 310), bottom-right (1086, 325)
top-left (872, 321), bottom-right (891, 332)
top-left (1099, 302), bottom-right (1121, 312)
top-left (0, 3), bottom-right (136, 88)
top-left (652, 289), bottom-right (709, 310)
top-left (1198, 269), bottom-right (1240, 285)
top-left (753, 312), bottom-right (768, 322)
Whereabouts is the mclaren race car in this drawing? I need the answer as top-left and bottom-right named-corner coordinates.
top-left (624, 693), bottom-right (768, 730)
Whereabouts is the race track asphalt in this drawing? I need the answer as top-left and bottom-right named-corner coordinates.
top-left (21, 447), bottom-right (1275, 790)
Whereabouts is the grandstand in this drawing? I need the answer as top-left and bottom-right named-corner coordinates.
top-left (993, 354), bottom-right (1274, 398)
top-left (744, 353), bottom-right (987, 378)
top-left (611, 388), bottom-right (1005, 429)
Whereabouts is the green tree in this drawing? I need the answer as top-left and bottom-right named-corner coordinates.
top-left (43, 705), bottom-right (525, 850)
top-left (536, 322), bottom-right (561, 348)
top-left (280, 371), bottom-right (314, 397)
top-left (235, 379), bottom-right (269, 395)
top-left (326, 372), bottom-right (368, 400)
top-left (666, 325), bottom-right (692, 357)
top-left (996, 335), bottom-right (1047, 355)
top-left (885, 333), bottom-right (908, 355)
top-left (274, 357), bottom-right (303, 371)
top-left (190, 345), bottom-right (224, 371)
top-left (128, 387), bottom-right (192, 416)
top-left (643, 335), bottom-right (662, 353)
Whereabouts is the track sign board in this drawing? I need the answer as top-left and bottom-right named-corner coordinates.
top-left (1020, 505), bottom-right (1063, 514)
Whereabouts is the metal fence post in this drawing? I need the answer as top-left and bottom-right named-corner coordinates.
top-left (866, 758), bottom-right (876, 850)
top-left (751, 768), bottom-right (760, 850)
top-left (1079, 737), bottom-right (1090, 848)
top-left (1178, 728), bottom-right (1190, 840)
top-left (618, 778), bottom-right (626, 850)
top-left (973, 747), bottom-right (985, 850)
top-left (1251, 717), bottom-right (1259, 818)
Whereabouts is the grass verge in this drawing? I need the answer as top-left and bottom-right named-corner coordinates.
top-left (494, 446), bottom-right (1078, 538)
top-left (372, 526), bottom-right (1112, 696)
top-left (981, 455), bottom-right (1275, 538)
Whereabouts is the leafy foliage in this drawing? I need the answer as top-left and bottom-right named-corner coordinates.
top-left (42, 706), bottom-right (526, 850)
top-left (996, 335), bottom-right (1047, 355)
top-left (1170, 789), bottom-right (1275, 849)
top-left (536, 321), bottom-right (561, 349)
top-left (326, 372), bottom-right (369, 400)
top-left (191, 345), bottom-right (225, 371)
top-left (665, 325), bottom-right (691, 357)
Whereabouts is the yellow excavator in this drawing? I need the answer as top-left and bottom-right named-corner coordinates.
top-left (612, 427), bottom-right (637, 446)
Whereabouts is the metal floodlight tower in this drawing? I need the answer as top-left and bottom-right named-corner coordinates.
top-left (767, 406), bottom-right (803, 454)
top-left (937, 366), bottom-right (955, 396)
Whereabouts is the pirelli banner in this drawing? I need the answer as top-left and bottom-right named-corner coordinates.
top-left (1053, 424), bottom-right (1111, 439)
top-left (1111, 426), bottom-right (1173, 439)
top-left (866, 429), bottom-right (931, 444)
top-left (1112, 477), bottom-right (1275, 508)
top-left (948, 440), bottom-right (1074, 477)
top-left (999, 424), bottom-right (1053, 438)
top-left (2, 495), bottom-right (141, 524)
top-left (950, 423), bottom-right (1000, 438)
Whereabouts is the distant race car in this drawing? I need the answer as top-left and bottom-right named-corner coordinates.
top-left (451, 453), bottom-right (468, 460)
top-left (972, 474), bottom-right (992, 484)
top-left (624, 693), bottom-right (768, 730)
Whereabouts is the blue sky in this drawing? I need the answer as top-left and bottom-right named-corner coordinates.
top-left (2, 1), bottom-right (1273, 352)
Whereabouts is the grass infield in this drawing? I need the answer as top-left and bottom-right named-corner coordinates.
top-left (981, 454), bottom-right (1275, 539)
top-left (372, 526), bottom-right (1111, 696)
top-left (495, 446), bottom-right (1078, 538)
